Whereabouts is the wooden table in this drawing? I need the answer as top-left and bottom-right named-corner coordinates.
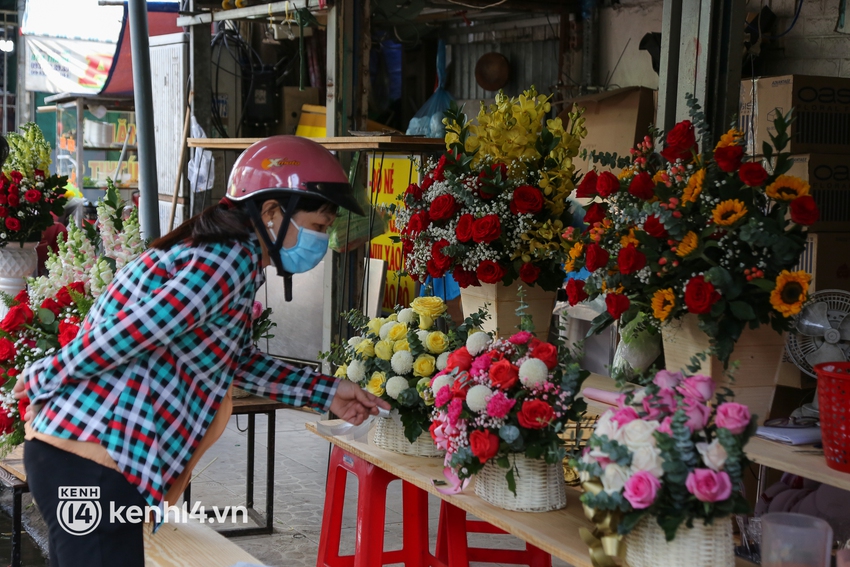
top-left (0, 445), bottom-right (260, 567)
top-left (187, 135), bottom-right (446, 153)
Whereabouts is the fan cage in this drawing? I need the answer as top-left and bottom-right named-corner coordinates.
top-left (786, 289), bottom-right (850, 378)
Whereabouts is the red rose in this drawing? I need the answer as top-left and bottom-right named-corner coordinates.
top-left (490, 163), bottom-right (507, 179)
top-left (0, 338), bottom-right (16, 363)
top-left (13, 290), bottom-right (28, 304)
top-left (519, 263), bottom-right (540, 285)
top-left (0, 195), bottom-right (7, 205)
top-left (661, 120), bottom-right (697, 163)
top-left (0, 207), bottom-right (7, 218)
top-left (0, 409), bottom-right (14, 434)
top-left (58, 320), bottom-right (81, 347)
top-left (453, 266), bottom-right (480, 288)
top-left (476, 260), bottom-right (506, 284)
top-left (628, 172), bottom-right (656, 200)
top-left (576, 170), bottom-right (598, 198)
top-left (421, 176), bottom-right (434, 191)
top-left (56, 282), bottom-right (86, 307)
top-left (0, 175), bottom-right (6, 192)
top-left (405, 183), bottom-right (423, 201)
top-left (511, 185), bottom-right (544, 214)
top-left (432, 239), bottom-right (452, 266)
top-left (406, 211), bottom-right (430, 235)
top-left (17, 396), bottom-right (29, 421)
top-left (40, 297), bottom-right (62, 316)
top-left (7, 194), bottom-right (19, 207)
top-left (585, 243), bottom-right (610, 272)
top-left (643, 215), bottom-right (667, 238)
top-left (684, 275), bottom-right (721, 315)
top-left (4, 217), bottom-right (19, 231)
top-left (455, 214), bottom-right (474, 242)
top-left (738, 162), bottom-right (768, 187)
top-left (790, 195), bottom-right (819, 226)
top-left (583, 202), bottom-right (607, 225)
top-left (472, 215), bottom-right (501, 244)
top-left (433, 155), bottom-right (448, 181)
top-left (617, 244), bottom-right (647, 275)
top-left (8, 171), bottom-right (22, 184)
top-left (517, 399), bottom-right (555, 429)
top-left (713, 145), bottom-right (744, 173)
top-left (0, 304), bottom-right (33, 333)
top-left (402, 238), bottom-right (413, 256)
top-left (429, 194), bottom-right (458, 221)
top-left (566, 278), bottom-right (588, 305)
top-left (489, 359), bottom-right (519, 390)
top-left (34, 169), bottom-right (45, 180)
top-left (446, 346), bottom-right (473, 372)
top-left (24, 190), bottom-right (41, 204)
top-left (469, 430), bottom-right (500, 464)
top-left (605, 293), bottom-right (631, 319)
top-left (596, 172), bottom-right (621, 198)
top-left (532, 342), bottom-right (558, 369)
top-left (451, 375), bottom-right (470, 399)
top-left (427, 260), bottom-right (448, 278)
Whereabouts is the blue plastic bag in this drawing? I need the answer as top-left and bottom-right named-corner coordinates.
top-left (406, 39), bottom-right (454, 138)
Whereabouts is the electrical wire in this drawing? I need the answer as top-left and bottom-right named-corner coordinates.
top-left (770, 0), bottom-right (803, 39)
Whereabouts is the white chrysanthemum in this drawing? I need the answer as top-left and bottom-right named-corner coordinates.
top-left (519, 358), bottom-right (549, 387)
top-left (416, 330), bottom-right (430, 344)
top-left (379, 321), bottom-right (397, 340)
top-left (348, 336), bottom-right (365, 348)
top-left (397, 308), bottom-right (415, 324)
top-left (431, 374), bottom-right (453, 394)
top-left (466, 332), bottom-right (492, 356)
top-left (386, 376), bottom-right (409, 400)
top-left (466, 385), bottom-right (492, 412)
top-left (347, 359), bottom-right (366, 382)
top-left (391, 350), bottom-right (413, 374)
top-left (436, 352), bottom-right (450, 371)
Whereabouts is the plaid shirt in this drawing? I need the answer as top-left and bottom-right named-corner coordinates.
top-left (24, 235), bottom-right (338, 517)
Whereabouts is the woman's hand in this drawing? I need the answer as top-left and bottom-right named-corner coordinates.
top-left (329, 379), bottom-right (391, 425)
top-left (12, 379), bottom-right (41, 422)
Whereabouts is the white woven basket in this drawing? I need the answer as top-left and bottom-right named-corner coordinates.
top-left (625, 516), bottom-right (734, 567)
top-left (473, 453), bottom-right (567, 512)
top-left (372, 416), bottom-right (443, 458)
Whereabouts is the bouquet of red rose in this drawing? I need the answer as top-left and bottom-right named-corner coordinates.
top-left (564, 96), bottom-right (815, 362)
top-left (395, 87), bottom-right (587, 291)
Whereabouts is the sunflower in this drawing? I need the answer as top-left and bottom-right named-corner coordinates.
top-left (620, 229), bottom-right (640, 248)
top-left (765, 175), bottom-right (810, 201)
top-left (569, 242), bottom-right (584, 259)
top-left (652, 170), bottom-right (668, 184)
top-left (770, 270), bottom-right (811, 317)
top-left (712, 199), bottom-right (748, 226)
top-left (682, 169), bottom-right (706, 203)
top-left (676, 231), bottom-right (699, 257)
top-left (564, 259), bottom-right (575, 273)
top-left (652, 288), bottom-right (676, 321)
top-left (715, 128), bottom-right (744, 149)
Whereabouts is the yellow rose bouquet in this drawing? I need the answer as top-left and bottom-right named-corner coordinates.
top-left (321, 297), bottom-right (489, 442)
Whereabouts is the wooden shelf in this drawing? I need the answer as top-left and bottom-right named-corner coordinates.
top-left (187, 135), bottom-right (445, 153)
top-left (176, 1), bottom-right (321, 26)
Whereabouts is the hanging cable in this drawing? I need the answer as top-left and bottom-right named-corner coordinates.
top-left (770, 0), bottom-right (803, 39)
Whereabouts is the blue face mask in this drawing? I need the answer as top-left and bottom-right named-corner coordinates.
top-left (273, 220), bottom-right (329, 274)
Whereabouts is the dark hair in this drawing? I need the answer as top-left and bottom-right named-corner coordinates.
top-left (149, 194), bottom-right (338, 251)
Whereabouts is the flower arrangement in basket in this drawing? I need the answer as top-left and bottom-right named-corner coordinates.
top-left (395, 87), bottom-right (586, 291)
top-left (564, 97), bottom-right (815, 362)
top-left (429, 292), bottom-right (588, 510)
top-left (570, 368), bottom-right (755, 565)
top-left (1, 123), bottom-right (69, 245)
top-left (321, 297), bottom-right (488, 450)
top-left (0, 182), bottom-right (144, 455)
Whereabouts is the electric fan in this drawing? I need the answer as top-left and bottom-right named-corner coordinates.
top-left (786, 289), bottom-right (850, 378)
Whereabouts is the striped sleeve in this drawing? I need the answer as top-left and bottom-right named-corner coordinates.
top-left (23, 244), bottom-right (254, 404)
top-left (232, 345), bottom-right (339, 411)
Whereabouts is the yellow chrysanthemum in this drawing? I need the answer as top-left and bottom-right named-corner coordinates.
top-left (620, 229), bottom-right (640, 248)
top-left (651, 289), bottom-right (676, 321)
top-left (765, 175), bottom-right (810, 201)
top-left (618, 167), bottom-right (636, 181)
top-left (676, 231), bottom-right (698, 257)
top-left (770, 270), bottom-right (811, 317)
top-left (569, 242), bottom-right (584, 259)
top-left (682, 169), bottom-right (706, 203)
top-left (712, 199), bottom-right (748, 226)
top-left (715, 128), bottom-right (744, 149)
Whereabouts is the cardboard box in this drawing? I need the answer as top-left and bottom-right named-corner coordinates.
top-left (295, 104), bottom-right (327, 138)
top-left (781, 153), bottom-right (850, 232)
top-left (560, 87), bottom-right (656, 173)
top-left (279, 87), bottom-right (319, 136)
top-left (740, 75), bottom-right (850, 155)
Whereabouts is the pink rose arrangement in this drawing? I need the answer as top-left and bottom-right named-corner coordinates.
top-left (571, 368), bottom-right (756, 541)
top-left (430, 324), bottom-right (588, 494)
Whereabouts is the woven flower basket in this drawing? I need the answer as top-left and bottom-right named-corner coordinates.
top-left (473, 453), bottom-right (567, 512)
top-left (372, 417), bottom-right (443, 458)
top-left (625, 516), bottom-right (734, 567)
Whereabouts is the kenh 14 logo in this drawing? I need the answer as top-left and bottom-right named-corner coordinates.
top-left (57, 487), bottom-right (102, 536)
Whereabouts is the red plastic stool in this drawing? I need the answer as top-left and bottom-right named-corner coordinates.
top-left (317, 445), bottom-right (436, 567)
top-left (435, 501), bottom-right (551, 567)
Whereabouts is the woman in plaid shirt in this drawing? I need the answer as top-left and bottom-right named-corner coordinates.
top-left (15, 137), bottom-right (389, 567)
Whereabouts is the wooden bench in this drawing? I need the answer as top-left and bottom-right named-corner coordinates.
top-left (0, 445), bottom-right (263, 567)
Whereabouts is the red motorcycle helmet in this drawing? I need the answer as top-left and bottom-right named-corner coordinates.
top-left (226, 135), bottom-right (364, 216)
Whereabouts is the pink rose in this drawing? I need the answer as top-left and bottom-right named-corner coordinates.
top-left (715, 402), bottom-right (751, 435)
top-left (653, 370), bottom-right (683, 389)
top-left (677, 375), bottom-right (716, 403)
top-left (657, 417), bottom-right (674, 436)
top-left (682, 398), bottom-right (711, 432)
top-left (643, 388), bottom-right (678, 420)
top-left (485, 390), bottom-right (516, 419)
top-left (623, 470), bottom-right (662, 509)
top-left (611, 406), bottom-right (639, 428)
top-left (508, 331), bottom-right (533, 345)
top-left (685, 469), bottom-right (732, 502)
top-left (252, 301), bottom-right (264, 320)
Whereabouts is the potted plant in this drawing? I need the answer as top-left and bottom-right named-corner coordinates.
top-left (396, 87), bottom-right (587, 338)
top-left (571, 368), bottom-right (755, 567)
